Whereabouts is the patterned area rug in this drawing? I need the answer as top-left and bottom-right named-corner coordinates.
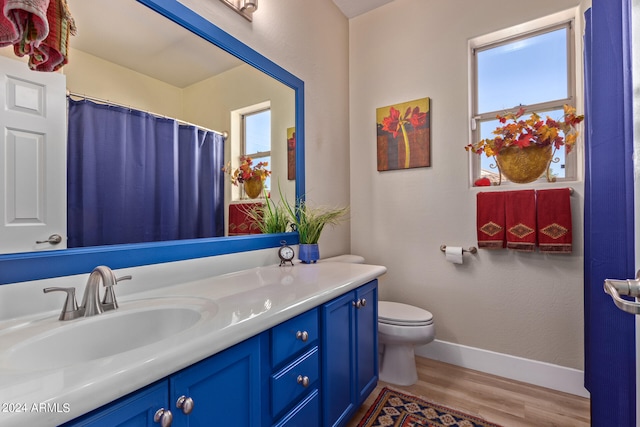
top-left (357, 387), bottom-right (503, 427)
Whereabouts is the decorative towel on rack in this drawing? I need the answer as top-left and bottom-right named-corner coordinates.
top-left (228, 203), bottom-right (263, 236)
top-left (23, 0), bottom-right (75, 71)
top-left (476, 191), bottom-right (506, 249)
top-left (505, 190), bottom-right (536, 252)
top-left (536, 188), bottom-right (572, 253)
top-left (0, 0), bottom-right (19, 46)
top-left (4, 0), bottom-right (50, 50)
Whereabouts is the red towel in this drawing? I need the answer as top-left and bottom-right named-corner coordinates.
top-left (25, 0), bottom-right (76, 72)
top-left (5, 0), bottom-right (50, 51)
top-left (476, 191), bottom-right (505, 249)
top-left (505, 190), bottom-right (536, 252)
top-left (536, 188), bottom-right (572, 253)
top-left (229, 203), bottom-right (263, 236)
top-left (0, 0), bottom-right (19, 46)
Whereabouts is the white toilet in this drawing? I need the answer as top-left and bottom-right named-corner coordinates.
top-left (320, 255), bottom-right (436, 386)
top-left (378, 301), bottom-right (435, 386)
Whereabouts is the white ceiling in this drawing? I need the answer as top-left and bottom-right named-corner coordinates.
top-left (68, 0), bottom-right (244, 88)
top-left (332, 0), bottom-right (395, 19)
top-left (67, 0), bottom-right (392, 89)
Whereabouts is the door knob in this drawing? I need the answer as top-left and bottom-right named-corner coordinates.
top-left (36, 234), bottom-right (62, 245)
top-left (603, 270), bottom-right (640, 314)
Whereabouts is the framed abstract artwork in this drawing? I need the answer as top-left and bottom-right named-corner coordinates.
top-left (287, 127), bottom-right (296, 180)
top-left (376, 97), bottom-right (431, 171)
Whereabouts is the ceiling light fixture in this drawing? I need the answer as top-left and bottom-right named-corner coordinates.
top-left (219, 0), bottom-right (258, 21)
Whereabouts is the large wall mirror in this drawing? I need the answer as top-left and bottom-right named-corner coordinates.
top-left (0, 0), bottom-right (304, 285)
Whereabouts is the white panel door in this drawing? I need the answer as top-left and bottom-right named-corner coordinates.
top-left (0, 55), bottom-right (67, 253)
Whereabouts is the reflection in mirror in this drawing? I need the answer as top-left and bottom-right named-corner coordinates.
top-left (2, 0), bottom-right (296, 250)
top-left (0, 0), bottom-right (304, 284)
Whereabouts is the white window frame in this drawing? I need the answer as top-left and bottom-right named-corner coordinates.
top-left (468, 9), bottom-right (581, 186)
top-left (242, 107), bottom-right (271, 167)
top-left (229, 101), bottom-right (271, 201)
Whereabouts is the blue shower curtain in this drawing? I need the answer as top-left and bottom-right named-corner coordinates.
top-left (67, 98), bottom-right (225, 248)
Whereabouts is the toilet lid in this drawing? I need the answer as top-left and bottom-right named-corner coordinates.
top-left (378, 301), bottom-right (433, 326)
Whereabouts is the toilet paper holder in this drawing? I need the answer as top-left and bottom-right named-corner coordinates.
top-left (440, 245), bottom-right (477, 254)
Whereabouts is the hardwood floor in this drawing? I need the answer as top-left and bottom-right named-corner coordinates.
top-left (347, 356), bottom-right (590, 427)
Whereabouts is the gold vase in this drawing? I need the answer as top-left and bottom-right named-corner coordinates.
top-left (243, 178), bottom-right (264, 199)
top-left (495, 145), bottom-right (554, 184)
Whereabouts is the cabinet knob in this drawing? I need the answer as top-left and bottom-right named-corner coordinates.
top-left (297, 375), bottom-right (310, 388)
top-left (361, 298), bottom-right (367, 307)
top-left (176, 395), bottom-right (195, 415)
top-left (353, 299), bottom-right (362, 309)
top-left (296, 330), bottom-right (309, 342)
top-left (154, 408), bottom-right (173, 427)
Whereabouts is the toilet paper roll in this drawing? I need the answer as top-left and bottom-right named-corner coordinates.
top-left (445, 246), bottom-right (464, 264)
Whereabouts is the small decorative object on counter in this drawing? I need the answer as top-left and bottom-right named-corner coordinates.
top-left (282, 195), bottom-right (348, 264)
top-left (466, 105), bottom-right (584, 185)
top-left (278, 240), bottom-right (295, 266)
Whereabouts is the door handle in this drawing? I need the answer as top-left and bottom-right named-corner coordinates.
top-left (603, 270), bottom-right (640, 314)
top-left (36, 234), bottom-right (62, 245)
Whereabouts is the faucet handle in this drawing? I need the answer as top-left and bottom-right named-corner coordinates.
top-left (116, 275), bottom-right (133, 284)
top-left (44, 287), bottom-right (82, 321)
top-left (101, 275), bottom-right (133, 310)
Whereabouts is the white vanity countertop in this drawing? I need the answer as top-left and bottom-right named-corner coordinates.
top-left (0, 261), bottom-right (386, 427)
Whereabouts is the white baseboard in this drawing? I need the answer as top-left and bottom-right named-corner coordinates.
top-left (414, 339), bottom-right (590, 398)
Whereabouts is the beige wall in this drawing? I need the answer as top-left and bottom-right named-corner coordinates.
top-left (349, 0), bottom-right (585, 370)
top-left (64, 49), bottom-right (184, 119)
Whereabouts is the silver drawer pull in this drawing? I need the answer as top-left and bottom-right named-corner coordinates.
top-left (360, 298), bottom-right (367, 307)
top-left (297, 375), bottom-right (310, 387)
top-left (296, 330), bottom-right (309, 342)
top-left (176, 395), bottom-right (194, 415)
top-left (154, 408), bottom-right (173, 427)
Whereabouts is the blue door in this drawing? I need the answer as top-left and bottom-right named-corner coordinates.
top-left (584, 1), bottom-right (636, 426)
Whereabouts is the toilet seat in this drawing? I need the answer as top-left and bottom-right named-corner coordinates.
top-left (378, 301), bottom-right (433, 327)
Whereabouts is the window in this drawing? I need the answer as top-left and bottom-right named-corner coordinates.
top-left (241, 108), bottom-right (271, 196)
top-left (470, 16), bottom-right (577, 185)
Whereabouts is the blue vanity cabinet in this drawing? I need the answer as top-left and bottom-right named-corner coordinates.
top-left (270, 308), bottom-right (321, 427)
top-left (321, 280), bottom-right (378, 427)
top-left (60, 280), bottom-right (379, 427)
top-left (169, 333), bottom-right (268, 427)
top-left (60, 381), bottom-right (169, 427)
top-left (62, 334), bottom-right (267, 427)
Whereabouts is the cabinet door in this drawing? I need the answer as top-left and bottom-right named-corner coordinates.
top-left (321, 291), bottom-right (356, 427)
top-left (169, 334), bottom-right (266, 427)
top-left (355, 280), bottom-right (378, 404)
top-left (61, 381), bottom-right (169, 427)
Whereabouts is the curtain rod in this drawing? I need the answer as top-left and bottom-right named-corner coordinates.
top-left (67, 91), bottom-right (228, 138)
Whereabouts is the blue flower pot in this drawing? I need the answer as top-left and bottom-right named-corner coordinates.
top-left (298, 244), bottom-right (319, 264)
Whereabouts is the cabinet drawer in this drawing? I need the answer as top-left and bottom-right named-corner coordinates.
top-left (271, 308), bottom-right (318, 367)
top-left (271, 347), bottom-right (319, 418)
top-left (273, 388), bottom-right (320, 427)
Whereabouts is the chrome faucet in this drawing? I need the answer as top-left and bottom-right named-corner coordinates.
top-left (44, 266), bottom-right (132, 320)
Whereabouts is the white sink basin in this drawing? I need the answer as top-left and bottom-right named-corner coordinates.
top-left (0, 297), bottom-right (218, 372)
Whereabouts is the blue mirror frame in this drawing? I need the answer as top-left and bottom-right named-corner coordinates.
top-left (0, 0), bottom-right (304, 285)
